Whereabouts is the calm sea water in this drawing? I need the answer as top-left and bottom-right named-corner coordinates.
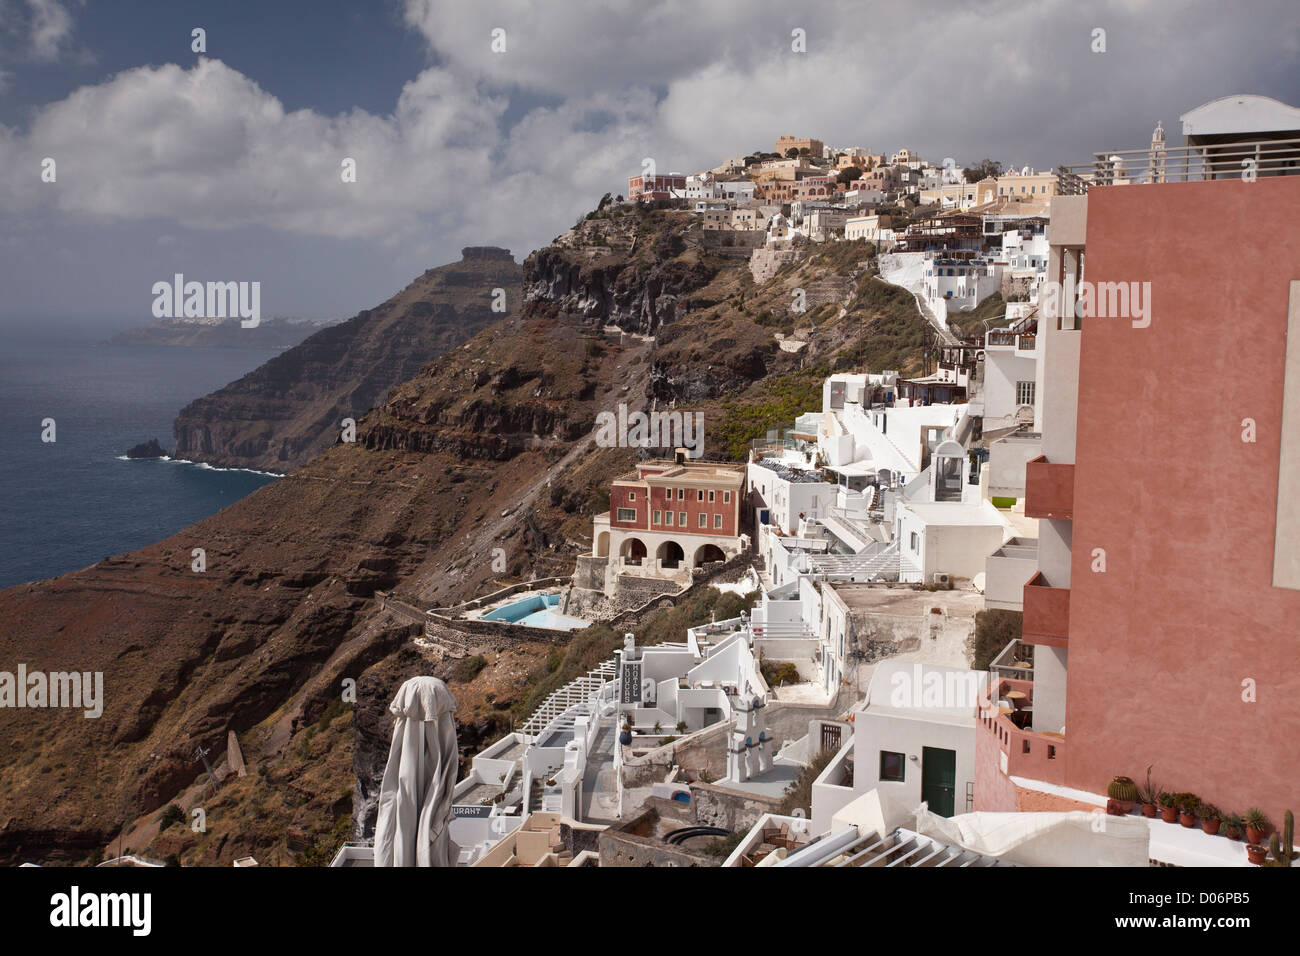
top-left (0, 319), bottom-right (282, 589)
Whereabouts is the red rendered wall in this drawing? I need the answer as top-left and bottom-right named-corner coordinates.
top-left (1065, 177), bottom-right (1300, 820)
top-left (648, 484), bottom-right (737, 537)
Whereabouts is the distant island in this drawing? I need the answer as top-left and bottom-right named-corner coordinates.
top-left (104, 316), bottom-right (340, 349)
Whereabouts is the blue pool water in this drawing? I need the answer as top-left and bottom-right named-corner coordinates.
top-left (482, 592), bottom-right (590, 629)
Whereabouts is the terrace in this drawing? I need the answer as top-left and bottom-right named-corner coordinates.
top-left (1056, 135), bottom-right (1300, 195)
top-left (977, 675), bottom-right (1067, 787)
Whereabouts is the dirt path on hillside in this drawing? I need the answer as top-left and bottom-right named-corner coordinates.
top-left (406, 346), bottom-right (653, 604)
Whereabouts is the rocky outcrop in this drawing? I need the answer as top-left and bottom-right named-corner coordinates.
top-left (125, 438), bottom-right (167, 459)
top-left (172, 247), bottom-right (521, 472)
top-left (523, 219), bottom-right (717, 334)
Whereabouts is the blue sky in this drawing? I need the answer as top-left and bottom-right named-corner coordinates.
top-left (0, 0), bottom-right (1296, 323)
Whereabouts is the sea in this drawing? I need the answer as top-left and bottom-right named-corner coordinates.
top-left (0, 318), bottom-right (282, 590)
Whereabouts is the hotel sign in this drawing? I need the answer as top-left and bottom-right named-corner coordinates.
top-left (620, 661), bottom-right (642, 704)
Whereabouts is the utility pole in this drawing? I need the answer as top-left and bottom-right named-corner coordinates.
top-left (194, 744), bottom-right (220, 795)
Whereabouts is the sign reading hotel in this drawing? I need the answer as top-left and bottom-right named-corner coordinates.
top-left (620, 661), bottom-right (643, 704)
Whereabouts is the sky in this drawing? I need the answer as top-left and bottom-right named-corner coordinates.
top-left (0, 0), bottom-right (1297, 323)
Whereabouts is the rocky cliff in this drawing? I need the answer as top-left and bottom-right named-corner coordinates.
top-left (0, 204), bottom-right (931, 866)
top-left (171, 247), bottom-right (520, 472)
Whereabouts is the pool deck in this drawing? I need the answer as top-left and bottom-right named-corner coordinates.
top-left (467, 588), bottom-right (591, 630)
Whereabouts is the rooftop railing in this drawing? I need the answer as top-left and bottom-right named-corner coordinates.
top-left (1057, 136), bottom-right (1300, 194)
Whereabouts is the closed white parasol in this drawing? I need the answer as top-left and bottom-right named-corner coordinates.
top-left (373, 676), bottom-right (460, 867)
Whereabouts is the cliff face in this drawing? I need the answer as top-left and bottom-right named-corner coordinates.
top-left (0, 205), bottom-right (930, 866)
top-left (171, 247), bottom-right (520, 472)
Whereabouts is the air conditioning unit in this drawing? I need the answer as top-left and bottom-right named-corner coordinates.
top-left (931, 572), bottom-right (951, 587)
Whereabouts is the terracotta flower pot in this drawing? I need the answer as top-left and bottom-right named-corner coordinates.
top-left (1180, 810), bottom-right (1197, 828)
top-left (1112, 800), bottom-right (1134, 815)
top-left (1141, 803), bottom-right (1158, 818)
top-left (1201, 818), bottom-right (1220, 836)
top-left (1246, 844), bottom-right (1267, 865)
top-left (1160, 806), bottom-right (1179, 823)
top-left (1247, 827), bottom-right (1266, 845)
top-left (1225, 826), bottom-right (1242, 841)
top-left (1105, 799), bottom-right (1125, 816)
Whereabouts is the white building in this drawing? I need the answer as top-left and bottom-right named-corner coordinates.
top-left (982, 306), bottom-right (1040, 430)
top-left (747, 458), bottom-right (836, 535)
top-left (809, 660), bottom-right (991, 834)
top-left (923, 253), bottom-right (1003, 313)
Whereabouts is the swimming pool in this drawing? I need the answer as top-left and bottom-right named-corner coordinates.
top-left (481, 592), bottom-right (590, 630)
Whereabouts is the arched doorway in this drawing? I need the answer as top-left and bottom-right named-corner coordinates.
top-left (694, 543), bottom-right (726, 568)
top-left (657, 540), bottom-right (685, 569)
top-left (595, 530), bottom-right (610, 558)
top-left (621, 537), bottom-right (647, 565)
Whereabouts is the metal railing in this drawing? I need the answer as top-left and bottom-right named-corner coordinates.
top-left (1057, 136), bottom-right (1300, 194)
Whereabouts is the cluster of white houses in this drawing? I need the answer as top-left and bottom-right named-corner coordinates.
top-left (334, 96), bottom-right (1299, 868)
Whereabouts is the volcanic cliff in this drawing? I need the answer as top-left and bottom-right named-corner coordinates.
top-left (0, 202), bottom-right (931, 865)
top-left (171, 246), bottom-right (521, 472)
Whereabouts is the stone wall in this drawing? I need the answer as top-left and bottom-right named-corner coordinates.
top-left (571, 555), bottom-right (607, 591)
top-left (750, 247), bottom-right (803, 283)
top-left (597, 804), bottom-right (717, 867)
top-left (690, 781), bottom-right (784, 832)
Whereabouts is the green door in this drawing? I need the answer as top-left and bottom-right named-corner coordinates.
top-left (921, 747), bottom-right (957, 817)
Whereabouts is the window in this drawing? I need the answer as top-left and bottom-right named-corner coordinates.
top-left (697, 489), bottom-right (704, 502)
top-left (1016, 380), bottom-right (1036, 406)
top-left (677, 488), bottom-right (685, 500)
top-left (665, 511), bottom-right (674, 526)
top-left (714, 513), bottom-right (723, 528)
top-left (653, 510), bottom-right (661, 524)
top-left (698, 513), bottom-right (707, 528)
top-left (723, 491), bottom-right (731, 504)
top-left (910, 531), bottom-right (920, 553)
top-left (627, 492), bottom-right (635, 502)
top-left (708, 490), bottom-right (715, 502)
top-left (616, 508), bottom-right (636, 522)
top-left (880, 751), bottom-right (906, 782)
top-left (679, 511), bottom-right (687, 526)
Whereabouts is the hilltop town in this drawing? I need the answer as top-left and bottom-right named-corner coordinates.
top-left (328, 95), bottom-right (1297, 868)
top-left (3, 95), bottom-right (1298, 872)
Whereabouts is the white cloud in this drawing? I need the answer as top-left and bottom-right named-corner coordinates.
top-left (0, 0), bottom-right (1296, 274)
top-left (27, 0), bottom-right (73, 61)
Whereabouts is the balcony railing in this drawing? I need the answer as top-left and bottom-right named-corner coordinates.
top-left (1024, 455), bottom-right (1073, 520)
top-left (978, 676), bottom-right (1066, 786)
top-left (986, 331), bottom-right (1037, 351)
top-left (1057, 136), bottom-right (1300, 194)
top-left (1022, 571), bottom-right (1069, 648)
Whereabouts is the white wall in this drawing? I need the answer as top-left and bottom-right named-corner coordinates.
top-left (984, 347), bottom-right (1038, 423)
top-left (852, 712), bottom-right (975, 817)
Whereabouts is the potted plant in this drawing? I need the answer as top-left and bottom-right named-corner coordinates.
top-left (1222, 813), bottom-right (1245, 841)
top-left (1245, 807), bottom-right (1270, 846)
top-left (1106, 775), bottom-right (1139, 814)
top-left (1136, 766), bottom-right (1160, 818)
top-left (1198, 803), bottom-right (1220, 836)
top-left (1158, 791), bottom-right (1178, 823)
top-left (1247, 843), bottom-right (1268, 865)
top-left (1174, 792), bottom-right (1200, 828)
top-left (676, 721), bottom-right (688, 734)
top-left (619, 716), bottom-right (633, 747)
